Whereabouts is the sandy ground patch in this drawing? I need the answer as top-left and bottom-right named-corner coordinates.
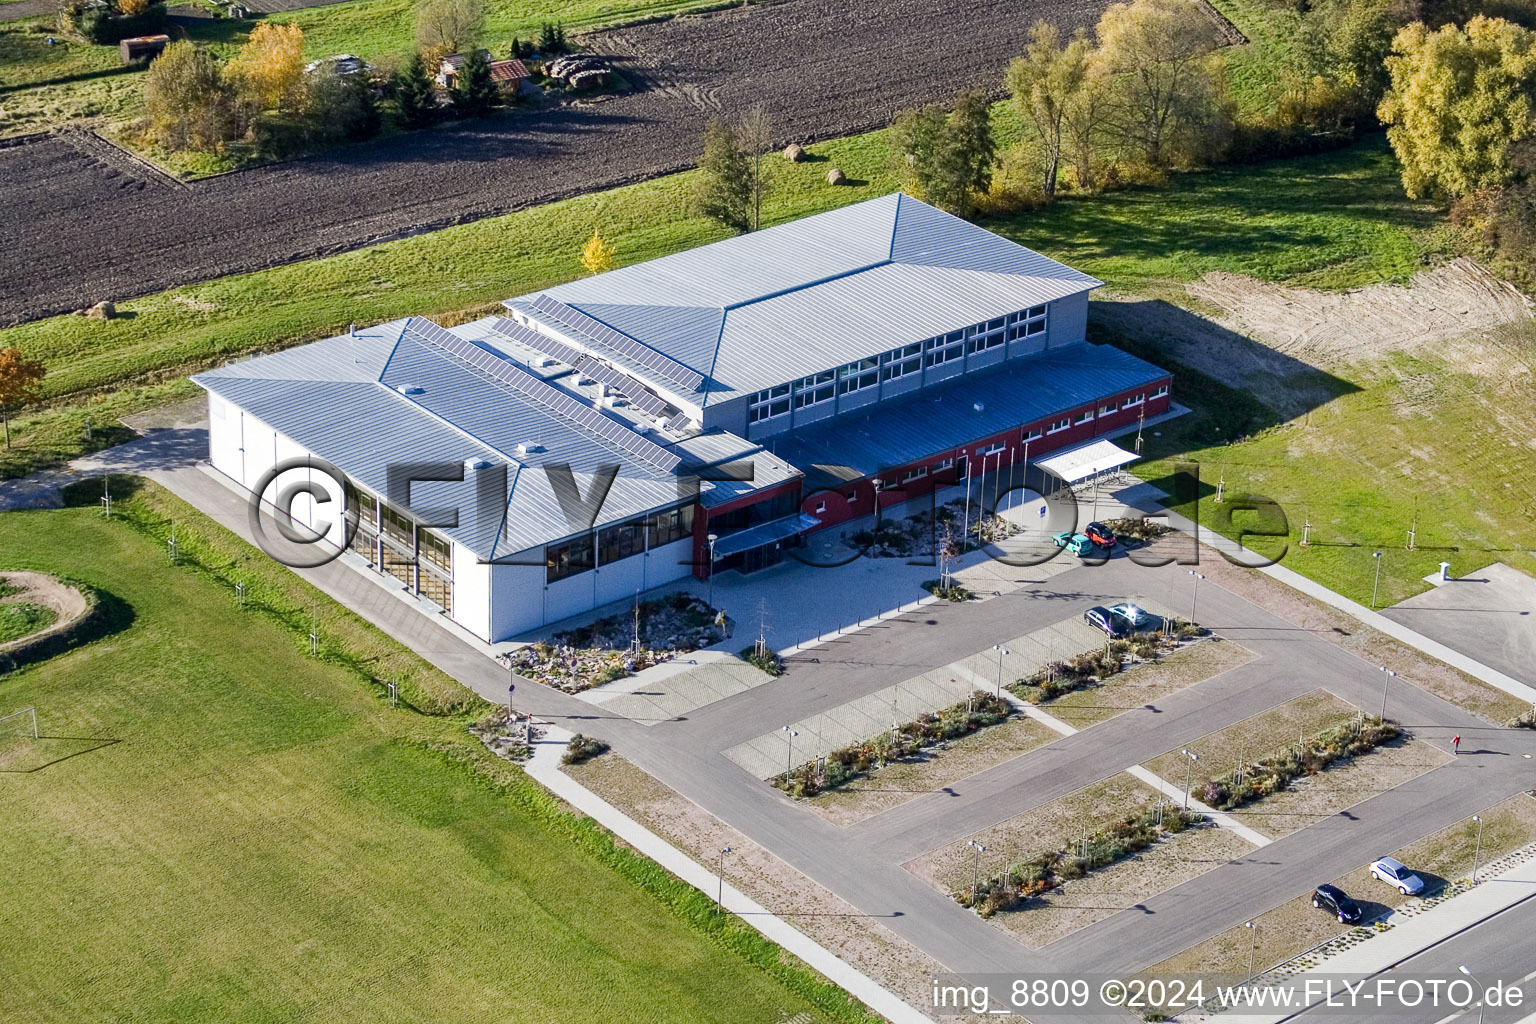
top-left (1143, 689), bottom-right (1357, 788)
top-left (991, 822), bottom-right (1254, 949)
top-left (1147, 886), bottom-right (1359, 978)
top-left (1386, 792), bottom-right (1536, 885)
top-left (560, 752), bottom-right (996, 1024)
top-left (1047, 637), bottom-right (1256, 729)
top-left (1230, 736), bottom-right (1451, 839)
top-left (1192, 558), bottom-right (1532, 724)
top-left (802, 716), bottom-right (1059, 828)
top-left (1186, 258), bottom-right (1533, 371)
top-left (0, 570), bottom-right (88, 653)
top-left (905, 773), bottom-right (1159, 895)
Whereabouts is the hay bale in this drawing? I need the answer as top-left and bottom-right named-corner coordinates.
top-left (826, 167), bottom-right (846, 186)
top-left (86, 300), bottom-right (116, 320)
top-left (783, 143), bottom-right (804, 162)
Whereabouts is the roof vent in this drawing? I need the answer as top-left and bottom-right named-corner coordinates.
top-left (394, 384), bottom-right (424, 396)
top-left (464, 458), bottom-right (494, 472)
top-left (973, 401), bottom-right (985, 413)
top-left (516, 442), bottom-right (544, 455)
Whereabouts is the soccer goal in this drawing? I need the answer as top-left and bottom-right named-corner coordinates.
top-left (0, 706), bottom-right (38, 741)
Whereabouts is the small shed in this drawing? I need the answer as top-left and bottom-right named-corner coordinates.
top-left (487, 58), bottom-right (530, 96)
top-left (436, 49), bottom-right (492, 88)
top-left (119, 34), bottom-right (169, 64)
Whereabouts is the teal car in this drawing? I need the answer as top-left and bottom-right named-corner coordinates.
top-left (1051, 531), bottom-right (1096, 557)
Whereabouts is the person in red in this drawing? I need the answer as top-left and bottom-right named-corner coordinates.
top-left (1452, 734), bottom-right (1461, 755)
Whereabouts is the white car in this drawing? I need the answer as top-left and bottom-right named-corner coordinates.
top-left (1108, 603), bottom-right (1149, 628)
top-left (1369, 856), bottom-right (1425, 895)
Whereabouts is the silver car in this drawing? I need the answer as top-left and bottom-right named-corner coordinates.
top-left (1108, 603), bottom-right (1149, 629)
top-left (1369, 856), bottom-right (1425, 895)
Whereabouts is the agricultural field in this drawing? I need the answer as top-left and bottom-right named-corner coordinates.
top-left (0, 487), bottom-right (875, 1024)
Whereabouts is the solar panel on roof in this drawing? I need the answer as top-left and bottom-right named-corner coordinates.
top-left (404, 318), bottom-right (682, 474)
top-left (574, 357), bottom-right (670, 417)
top-left (488, 317), bottom-right (587, 369)
top-left (665, 411), bottom-right (694, 432)
top-left (531, 295), bottom-right (704, 392)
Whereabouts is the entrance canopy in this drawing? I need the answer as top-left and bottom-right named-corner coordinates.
top-left (1035, 438), bottom-right (1138, 484)
top-left (711, 512), bottom-right (822, 558)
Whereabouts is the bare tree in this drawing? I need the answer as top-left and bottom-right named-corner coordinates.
top-left (738, 105), bottom-right (775, 231)
top-left (415, 0), bottom-right (483, 59)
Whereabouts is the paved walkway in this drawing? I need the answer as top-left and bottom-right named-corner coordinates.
top-left (522, 722), bottom-right (940, 1024)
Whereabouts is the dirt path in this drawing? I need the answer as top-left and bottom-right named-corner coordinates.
top-left (0, 570), bottom-right (88, 652)
top-left (0, 0), bottom-right (1113, 326)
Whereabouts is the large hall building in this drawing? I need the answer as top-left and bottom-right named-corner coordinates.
top-left (196, 194), bottom-right (1173, 642)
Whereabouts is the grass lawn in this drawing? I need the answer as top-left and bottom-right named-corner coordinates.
top-left (0, 486), bottom-right (876, 1024)
top-left (0, 601), bottom-right (55, 643)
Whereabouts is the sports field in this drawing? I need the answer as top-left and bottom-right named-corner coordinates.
top-left (0, 489), bottom-right (874, 1024)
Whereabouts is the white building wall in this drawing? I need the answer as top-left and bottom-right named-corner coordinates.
top-left (489, 556), bottom-right (548, 639)
top-left (451, 540), bottom-right (492, 641)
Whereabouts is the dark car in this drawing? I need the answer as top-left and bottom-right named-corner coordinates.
top-left (1084, 606), bottom-right (1131, 638)
top-left (1312, 884), bottom-right (1363, 923)
top-left (1084, 521), bottom-right (1117, 548)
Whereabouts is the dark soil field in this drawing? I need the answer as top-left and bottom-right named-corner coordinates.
top-left (0, 0), bottom-right (1110, 326)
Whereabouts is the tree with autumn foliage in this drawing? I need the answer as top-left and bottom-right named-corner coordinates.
top-left (580, 230), bottom-right (616, 275)
top-left (1378, 15), bottom-right (1536, 199)
top-left (0, 348), bottom-right (47, 449)
top-left (229, 21), bottom-right (307, 113)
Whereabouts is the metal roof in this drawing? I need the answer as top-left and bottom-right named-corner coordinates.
top-left (508, 193), bottom-right (1102, 403)
top-left (1035, 438), bottom-right (1140, 482)
top-left (769, 343), bottom-right (1168, 487)
top-left (193, 319), bottom-right (799, 560)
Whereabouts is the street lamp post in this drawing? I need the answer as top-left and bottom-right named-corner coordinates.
top-left (1371, 551), bottom-right (1383, 609)
top-left (1245, 920), bottom-right (1258, 985)
top-left (992, 645), bottom-right (1010, 699)
top-left (782, 725), bottom-right (799, 778)
top-left (1181, 748), bottom-right (1200, 808)
top-left (707, 532), bottom-right (719, 607)
top-left (1459, 966), bottom-right (1486, 1024)
top-left (716, 846), bottom-right (732, 913)
top-left (1472, 815), bottom-right (1484, 884)
top-left (1187, 571), bottom-right (1205, 624)
top-left (968, 839), bottom-right (987, 907)
top-left (1379, 666), bottom-right (1396, 721)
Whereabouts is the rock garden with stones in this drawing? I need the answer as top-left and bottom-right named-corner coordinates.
top-left (504, 592), bottom-right (730, 693)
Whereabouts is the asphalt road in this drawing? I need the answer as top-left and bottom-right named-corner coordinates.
top-left (0, 0), bottom-right (1112, 325)
top-left (1286, 894), bottom-right (1536, 1024)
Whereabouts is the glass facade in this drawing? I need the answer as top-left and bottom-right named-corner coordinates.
top-left (646, 504), bottom-right (695, 549)
top-left (598, 516), bottom-right (647, 565)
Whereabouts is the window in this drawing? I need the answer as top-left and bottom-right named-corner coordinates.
top-left (1075, 409), bottom-right (1095, 425)
top-left (380, 503), bottom-right (414, 549)
top-left (345, 481), bottom-right (378, 529)
top-left (881, 343), bottom-right (922, 381)
top-left (1122, 393), bottom-right (1144, 409)
top-left (924, 330), bottom-right (965, 367)
top-left (837, 357), bottom-right (880, 395)
top-left (1047, 418), bottom-right (1071, 434)
top-left (419, 529), bottom-right (452, 574)
top-left (979, 442), bottom-right (1007, 456)
top-left (936, 458), bottom-right (954, 471)
top-left (1152, 384), bottom-right (1169, 398)
top-left (814, 500), bottom-right (827, 514)
top-left (748, 383), bottom-right (791, 424)
top-left (1023, 427), bottom-right (1042, 442)
top-left (645, 504), bottom-right (695, 548)
top-left (417, 571), bottom-right (451, 613)
top-left (1100, 404), bottom-right (1117, 416)
top-left (546, 533), bottom-right (594, 583)
top-left (793, 370), bottom-right (836, 409)
top-left (598, 516), bottom-right (647, 565)
top-left (900, 466), bottom-right (928, 483)
top-left (1008, 303), bottom-right (1049, 341)
top-left (846, 489), bottom-right (858, 503)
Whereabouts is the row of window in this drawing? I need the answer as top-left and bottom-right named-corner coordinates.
top-left (546, 503), bottom-right (696, 583)
top-left (747, 305), bottom-right (1051, 424)
top-left (345, 481), bottom-right (455, 614)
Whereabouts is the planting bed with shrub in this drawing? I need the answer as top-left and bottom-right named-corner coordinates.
top-left (961, 805), bottom-right (1205, 917)
top-left (771, 691), bottom-right (1011, 798)
top-left (1010, 624), bottom-right (1207, 704)
top-left (1197, 717), bottom-right (1402, 811)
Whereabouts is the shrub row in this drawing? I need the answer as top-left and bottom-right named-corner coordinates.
top-left (771, 690), bottom-right (1012, 798)
top-left (962, 806), bottom-right (1205, 918)
top-left (1197, 718), bottom-right (1402, 812)
top-left (921, 579), bottom-right (972, 602)
top-left (1009, 626), bottom-right (1203, 704)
